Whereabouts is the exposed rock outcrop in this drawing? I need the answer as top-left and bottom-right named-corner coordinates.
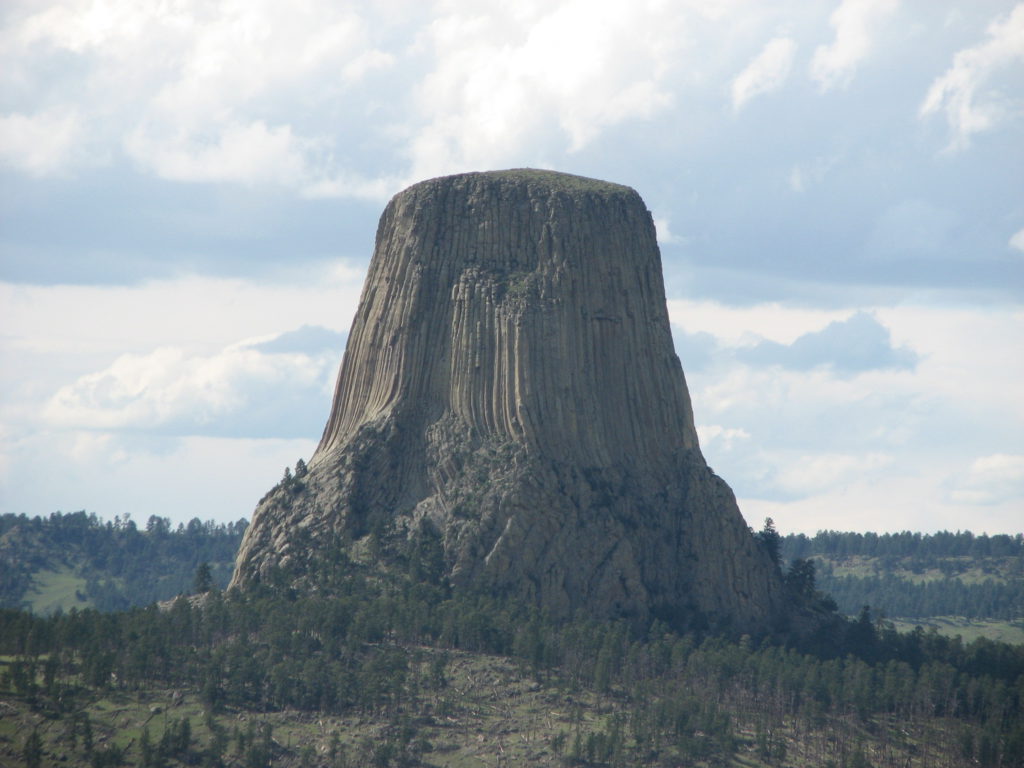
top-left (231, 169), bottom-right (787, 633)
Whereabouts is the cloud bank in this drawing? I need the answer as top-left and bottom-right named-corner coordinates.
top-left (736, 312), bottom-right (917, 375)
top-left (0, 1), bottom-right (1020, 534)
top-left (44, 326), bottom-right (345, 439)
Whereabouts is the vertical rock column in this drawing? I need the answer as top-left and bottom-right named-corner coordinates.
top-left (231, 169), bottom-right (786, 635)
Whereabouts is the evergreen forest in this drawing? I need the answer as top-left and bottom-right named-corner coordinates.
top-left (0, 511), bottom-right (247, 613)
top-left (0, 516), bottom-right (1022, 767)
top-left (781, 531), bottom-right (1024, 625)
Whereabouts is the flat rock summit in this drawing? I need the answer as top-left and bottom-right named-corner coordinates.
top-left (231, 169), bottom-right (787, 633)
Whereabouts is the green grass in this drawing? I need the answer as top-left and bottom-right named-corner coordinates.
top-left (815, 554), bottom-right (1021, 586)
top-left (889, 616), bottom-right (1024, 645)
top-left (818, 555), bottom-right (878, 579)
top-left (25, 566), bottom-right (91, 615)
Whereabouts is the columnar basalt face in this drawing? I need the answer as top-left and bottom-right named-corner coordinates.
top-left (231, 169), bottom-right (786, 634)
top-left (316, 170), bottom-right (697, 474)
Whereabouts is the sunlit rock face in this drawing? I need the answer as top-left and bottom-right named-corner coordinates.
top-left (231, 169), bottom-right (785, 633)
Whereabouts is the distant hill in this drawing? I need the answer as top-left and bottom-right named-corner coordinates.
top-left (781, 530), bottom-right (1024, 644)
top-left (0, 511), bottom-right (246, 613)
top-left (3, 514), bottom-right (1022, 644)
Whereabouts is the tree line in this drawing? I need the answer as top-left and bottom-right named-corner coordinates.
top-left (817, 571), bottom-right (1023, 621)
top-left (782, 530), bottom-right (1024, 559)
top-left (0, 511), bottom-right (247, 611)
top-left (779, 530), bottom-right (1024, 620)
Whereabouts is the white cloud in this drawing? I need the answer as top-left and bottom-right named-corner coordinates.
top-left (1011, 227), bottom-right (1024, 253)
top-left (654, 216), bottom-right (686, 245)
top-left (788, 167), bottom-right (805, 193)
top-left (1, 1), bottom-right (1022, 537)
top-left (731, 36), bottom-right (796, 111)
top-left (14, 0), bottom-right (385, 102)
top-left (668, 299), bottom-right (847, 346)
top-left (876, 305), bottom-right (1024, 424)
top-left (0, 271), bottom-right (366, 456)
top-left (771, 451), bottom-right (893, 496)
top-left (810, 0), bottom-right (899, 92)
top-left (3, 288), bottom-right (1021, 531)
top-left (3, 0), bottom-right (400, 195)
top-left (667, 300), bottom-right (1024, 533)
top-left (301, 172), bottom-right (403, 202)
top-left (696, 424), bottom-right (750, 451)
top-left (735, 312), bottom-right (917, 375)
top-left (125, 120), bottom-right (309, 187)
top-left (408, 0), bottom-right (684, 178)
top-left (739, 465), bottom-right (1023, 535)
top-left (42, 333), bottom-right (340, 437)
top-left (0, 110), bottom-right (81, 175)
top-left (787, 152), bottom-right (842, 192)
top-left (0, 270), bottom-right (368, 523)
top-left (950, 454), bottom-right (1024, 506)
top-left (17, 1), bottom-right (152, 54)
top-left (920, 4), bottom-right (1024, 151)
top-left (3, 0), bottom-right (1019, 202)
top-left (0, 270), bottom-right (364, 361)
top-left (5, 0), bottom-right (735, 194)
top-left (342, 49), bottom-right (395, 82)
top-left (1, 429), bottom-right (314, 524)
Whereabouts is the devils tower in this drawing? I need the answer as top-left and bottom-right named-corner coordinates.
top-left (231, 169), bottom-right (787, 633)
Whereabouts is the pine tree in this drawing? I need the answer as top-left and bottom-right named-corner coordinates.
top-left (194, 562), bottom-right (213, 594)
top-left (22, 729), bottom-right (43, 768)
top-left (757, 518), bottom-right (782, 568)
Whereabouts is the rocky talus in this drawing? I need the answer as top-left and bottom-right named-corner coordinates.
top-left (231, 169), bottom-right (787, 633)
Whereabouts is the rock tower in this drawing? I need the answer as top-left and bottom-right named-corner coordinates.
top-left (231, 169), bottom-right (786, 633)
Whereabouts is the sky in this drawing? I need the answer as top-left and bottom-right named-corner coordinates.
top-left (1, 0), bottom-right (1022, 535)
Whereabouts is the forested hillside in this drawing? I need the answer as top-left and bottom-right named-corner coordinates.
top-left (4, 514), bottom-right (1022, 636)
top-left (3, 540), bottom-right (1024, 768)
top-left (0, 511), bottom-right (247, 613)
top-left (781, 531), bottom-right (1024, 633)
top-left (4, 514), bottom-right (1022, 632)
top-left (2, 518), bottom-right (1023, 765)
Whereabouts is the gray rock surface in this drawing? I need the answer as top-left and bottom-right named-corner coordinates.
top-left (230, 169), bottom-right (786, 633)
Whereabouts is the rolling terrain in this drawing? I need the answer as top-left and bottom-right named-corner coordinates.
top-left (0, 511), bottom-right (246, 614)
top-left (781, 530), bottom-right (1024, 645)
top-left (2, 517), bottom-right (1021, 766)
